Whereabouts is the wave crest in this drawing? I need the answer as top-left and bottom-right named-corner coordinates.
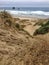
top-left (6, 10), bottom-right (49, 16)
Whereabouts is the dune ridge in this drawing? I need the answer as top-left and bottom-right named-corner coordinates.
top-left (0, 11), bottom-right (49, 65)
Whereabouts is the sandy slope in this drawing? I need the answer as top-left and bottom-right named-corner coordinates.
top-left (0, 14), bottom-right (49, 65)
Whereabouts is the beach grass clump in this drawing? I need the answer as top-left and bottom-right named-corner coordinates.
top-left (15, 23), bottom-right (25, 30)
top-left (20, 19), bottom-right (29, 23)
top-left (34, 21), bottom-right (49, 35)
top-left (0, 11), bottom-right (12, 19)
top-left (14, 18), bottom-right (20, 21)
top-left (15, 23), bottom-right (20, 29)
top-left (4, 19), bottom-right (12, 27)
top-left (0, 11), bottom-right (25, 30)
top-left (0, 11), bottom-right (15, 28)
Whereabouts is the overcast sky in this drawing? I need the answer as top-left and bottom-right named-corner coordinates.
top-left (0, 0), bottom-right (49, 2)
top-left (0, 0), bottom-right (49, 7)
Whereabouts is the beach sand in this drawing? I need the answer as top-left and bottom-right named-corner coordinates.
top-left (0, 11), bottom-right (49, 65)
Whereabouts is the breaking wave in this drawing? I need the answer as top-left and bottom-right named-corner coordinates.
top-left (6, 10), bottom-right (49, 16)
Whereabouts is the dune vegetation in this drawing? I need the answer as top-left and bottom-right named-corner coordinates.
top-left (0, 11), bottom-right (49, 65)
top-left (34, 20), bottom-right (49, 35)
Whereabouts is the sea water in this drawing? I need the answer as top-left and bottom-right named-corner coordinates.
top-left (0, 7), bottom-right (49, 18)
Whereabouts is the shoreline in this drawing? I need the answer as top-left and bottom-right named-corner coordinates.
top-left (5, 10), bottom-right (49, 19)
top-left (9, 13), bottom-right (49, 19)
top-left (12, 14), bottom-right (49, 19)
top-left (0, 10), bottom-right (49, 19)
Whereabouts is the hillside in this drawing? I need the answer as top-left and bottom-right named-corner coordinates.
top-left (0, 11), bottom-right (49, 65)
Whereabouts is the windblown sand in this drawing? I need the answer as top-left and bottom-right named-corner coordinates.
top-left (0, 14), bottom-right (49, 65)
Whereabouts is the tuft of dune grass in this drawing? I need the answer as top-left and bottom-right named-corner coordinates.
top-left (34, 21), bottom-right (49, 35)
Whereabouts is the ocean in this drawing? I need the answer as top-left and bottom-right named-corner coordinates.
top-left (0, 7), bottom-right (49, 18)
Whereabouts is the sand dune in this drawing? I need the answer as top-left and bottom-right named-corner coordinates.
top-left (0, 11), bottom-right (49, 65)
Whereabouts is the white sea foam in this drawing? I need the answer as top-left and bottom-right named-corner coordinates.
top-left (6, 10), bottom-right (49, 16)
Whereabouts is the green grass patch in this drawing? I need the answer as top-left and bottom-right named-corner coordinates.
top-left (34, 21), bottom-right (49, 35)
